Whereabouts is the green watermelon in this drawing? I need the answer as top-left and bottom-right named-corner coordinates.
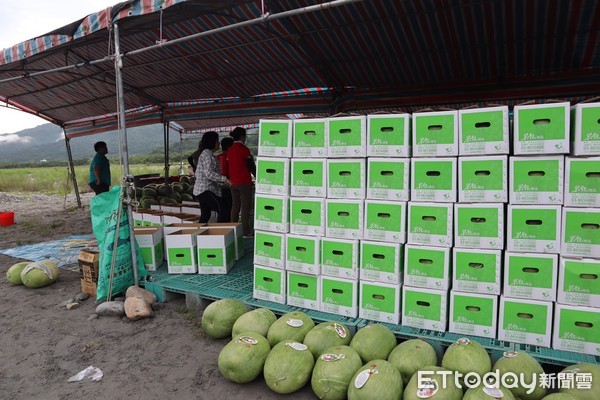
top-left (142, 187), bottom-right (158, 198)
top-left (304, 322), bottom-right (352, 359)
top-left (311, 345), bottom-right (363, 400)
top-left (168, 191), bottom-right (182, 203)
top-left (492, 351), bottom-right (546, 400)
top-left (264, 341), bottom-right (315, 394)
top-left (172, 184), bottom-right (184, 193)
top-left (349, 324), bottom-right (397, 363)
top-left (140, 197), bottom-right (158, 209)
top-left (543, 394), bottom-right (578, 400)
top-left (6, 261), bottom-right (30, 285)
top-left (20, 261), bottom-right (60, 288)
top-left (441, 338), bottom-right (491, 384)
top-left (157, 184), bottom-right (170, 196)
top-left (559, 363), bottom-right (600, 400)
top-left (463, 385), bottom-right (517, 400)
top-left (181, 194), bottom-right (194, 202)
top-left (218, 332), bottom-right (270, 383)
top-left (232, 308), bottom-right (277, 338)
top-left (404, 366), bottom-right (463, 400)
top-left (160, 197), bottom-right (178, 205)
top-left (347, 359), bottom-right (403, 400)
top-left (179, 176), bottom-right (190, 184)
top-left (387, 339), bottom-right (438, 386)
top-left (201, 298), bottom-right (248, 339)
top-left (267, 311), bottom-right (315, 346)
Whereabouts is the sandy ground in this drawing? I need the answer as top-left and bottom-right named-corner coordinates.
top-left (0, 191), bottom-right (315, 400)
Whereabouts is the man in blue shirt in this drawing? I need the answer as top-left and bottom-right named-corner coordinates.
top-left (89, 141), bottom-right (111, 195)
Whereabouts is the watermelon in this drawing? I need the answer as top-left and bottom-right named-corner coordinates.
top-left (172, 184), bottom-right (184, 193)
top-left (267, 311), bottom-right (315, 346)
top-left (304, 322), bottom-right (352, 359)
top-left (387, 339), bottom-right (438, 386)
top-left (350, 324), bottom-right (397, 363)
top-left (160, 197), bottom-right (178, 205)
top-left (181, 194), bottom-right (194, 202)
top-left (543, 394), bottom-right (578, 400)
top-left (347, 359), bottom-right (403, 400)
top-left (231, 308), bottom-right (277, 338)
top-left (492, 351), bottom-right (546, 400)
top-left (441, 338), bottom-right (491, 383)
top-left (180, 176), bottom-right (190, 184)
top-left (264, 341), bottom-right (315, 394)
top-left (168, 192), bottom-right (182, 203)
top-left (142, 187), bottom-right (158, 197)
top-left (404, 366), bottom-right (463, 400)
top-left (201, 298), bottom-right (248, 339)
top-left (311, 345), bottom-right (363, 400)
top-left (463, 385), bottom-right (516, 400)
top-left (218, 332), bottom-right (271, 383)
top-left (6, 261), bottom-right (30, 285)
top-left (20, 261), bottom-right (60, 288)
top-left (140, 197), bottom-right (158, 209)
top-left (559, 363), bottom-right (600, 400)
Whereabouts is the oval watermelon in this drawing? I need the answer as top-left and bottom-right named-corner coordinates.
top-left (349, 324), bottom-right (396, 363)
top-left (493, 351), bottom-right (546, 400)
top-left (232, 308), bottom-right (277, 338)
top-left (312, 345), bottom-right (363, 400)
top-left (463, 385), bottom-right (516, 400)
top-left (558, 363), bottom-right (600, 400)
top-left (267, 311), bottom-right (315, 346)
top-left (6, 261), bottom-right (31, 285)
top-left (347, 359), bottom-right (403, 400)
top-left (404, 366), bottom-right (463, 400)
top-left (441, 338), bottom-right (491, 383)
top-left (218, 332), bottom-right (270, 383)
top-left (20, 261), bottom-right (60, 288)
top-left (264, 341), bottom-right (315, 394)
top-left (304, 321), bottom-right (352, 359)
top-left (543, 394), bottom-right (579, 400)
top-left (387, 339), bottom-right (438, 386)
top-left (201, 298), bottom-right (248, 339)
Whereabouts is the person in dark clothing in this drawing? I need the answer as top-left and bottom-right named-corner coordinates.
top-left (216, 137), bottom-right (234, 222)
top-left (88, 141), bottom-right (111, 195)
top-left (227, 127), bottom-right (256, 237)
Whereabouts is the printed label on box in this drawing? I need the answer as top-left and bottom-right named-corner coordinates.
top-left (359, 281), bottom-right (401, 324)
top-left (412, 111), bottom-right (458, 156)
top-left (256, 157), bottom-right (290, 196)
top-left (558, 257), bottom-right (600, 307)
top-left (367, 113), bottom-right (411, 157)
top-left (459, 106), bottom-right (509, 155)
top-left (507, 205), bottom-right (561, 253)
top-left (254, 265), bottom-right (286, 304)
top-left (452, 248), bottom-right (501, 295)
top-left (553, 304), bottom-right (600, 355)
top-left (326, 199), bottom-right (364, 240)
top-left (564, 157), bottom-right (600, 207)
top-left (454, 203), bottom-right (504, 250)
top-left (407, 202), bottom-right (453, 247)
top-left (291, 159), bottom-right (326, 197)
top-left (258, 119), bottom-right (292, 157)
top-left (287, 272), bottom-right (320, 310)
top-left (321, 238), bottom-right (359, 279)
top-left (504, 252), bottom-right (558, 302)
top-left (293, 118), bottom-right (327, 157)
top-left (449, 291), bottom-right (498, 338)
top-left (254, 231), bottom-right (285, 269)
top-left (327, 116), bottom-right (366, 157)
top-left (514, 102), bottom-right (570, 155)
top-left (498, 296), bottom-right (553, 347)
top-left (404, 245), bottom-right (451, 290)
top-left (402, 287), bottom-right (447, 332)
top-left (561, 208), bottom-right (600, 258)
top-left (571, 103), bottom-right (600, 156)
top-left (367, 158), bottom-right (410, 201)
top-left (360, 241), bottom-right (402, 284)
top-left (290, 198), bottom-right (325, 237)
top-left (364, 200), bottom-right (406, 243)
top-left (509, 156), bottom-right (564, 205)
top-left (459, 156), bottom-right (507, 202)
top-left (320, 276), bottom-right (358, 318)
top-left (286, 234), bottom-right (320, 275)
top-left (411, 158), bottom-right (457, 202)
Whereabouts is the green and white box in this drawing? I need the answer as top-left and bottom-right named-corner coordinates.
top-left (558, 257), bottom-right (600, 307)
top-left (134, 227), bottom-right (164, 271)
top-left (452, 248), bottom-right (502, 295)
top-left (258, 119), bottom-right (293, 157)
top-left (404, 244), bottom-right (451, 290)
top-left (253, 230), bottom-right (285, 269)
top-left (289, 197), bottom-right (325, 237)
top-left (287, 271), bottom-right (320, 310)
top-left (564, 157), bottom-right (600, 207)
top-left (321, 237), bottom-right (359, 279)
top-left (364, 200), bottom-right (407, 243)
top-left (197, 228), bottom-right (236, 274)
top-left (165, 228), bottom-right (201, 274)
top-left (402, 286), bottom-right (448, 332)
top-left (514, 102), bottom-right (570, 155)
top-left (411, 157), bottom-right (457, 202)
top-left (326, 199), bottom-right (364, 240)
top-left (459, 106), bottom-right (509, 155)
top-left (509, 156), bottom-right (564, 205)
top-left (293, 118), bottom-right (327, 158)
top-left (256, 157), bottom-right (290, 196)
top-left (366, 158), bottom-right (410, 201)
top-left (561, 207), bottom-right (600, 258)
top-left (359, 281), bottom-right (401, 324)
top-left (144, 211), bottom-right (165, 226)
top-left (253, 265), bottom-right (286, 304)
top-left (459, 155), bottom-right (508, 203)
top-left (327, 115), bottom-right (367, 158)
top-left (291, 158), bottom-right (326, 197)
top-left (132, 211), bottom-right (144, 227)
top-left (498, 296), bottom-right (553, 347)
top-left (454, 203), bottom-right (504, 250)
top-left (507, 205), bottom-right (561, 254)
top-left (327, 159), bottom-right (366, 199)
top-left (449, 291), bottom-right (498, 339)
top-left (412, 110), bottom-right (459, 157)
top-left (553, 304), bottom-right (600, 355)
top-left (571, 102), bottom-right (600, 156)
top-left (206, 222), bottom-right (244, 261)
top-left (360, 240), bottom-right (403, 284)
top-left (320, 276), bottom-right (359, 318)
top-left (504, 252), bottom-right (558, 302)
top-left (286, 234), bottom-right (320, 275)
top-left (254, 194), bottom-right (289, 233)
top-left (367, 113), bottom-right (411, 157)
top-left (407, 202), bottom-right (453, 247)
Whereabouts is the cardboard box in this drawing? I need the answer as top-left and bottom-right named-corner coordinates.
top-left (509, 156), bottom-right (564, 205)
top-left (290, 159), bottom-right (326, 198)
top-left (504, 252), bottom-right (558, 301)
top-left (253, 265), bottom-right (286, 304)
top-left (132, 211), bottom-right (144, 227)
top-left (513, 102), bottom-right (570, 155)
top-left (287, 271), bottom-right (320, 310)
top-left (180, 205), bottom-right (202, 216)
top-left (558, 257), bottom-right (600, 307)
top-left (367, 113), bottom-right (411, 157)
top-left (561, 207), bottom-right (600, 258)
top-left (454, 203), bottom-right (504, 250)
top-left (254, 194), bottom-right (289, 233)
top-left (452, 248), bottom-right (502, 295)
top-left (411, 157), bottom-right (457, 202)
top-left (258, 119), bottom-right (293, 157)
top-left (293, 118), bottom-right (328, 158)
top-left (197, 228), bottom-right (236, 274)
top-left (164, 223), bottom-right (206, 236)
top-left (321, 237), bottom-right (359, 279)
top-left (404, 244), bottom-right (451, 290)
top-left (286, 234), bottom-right (320, 275)
top-left (553, 304), bottom-right (600, 355)
top-left (143, 211), bottom-right (166, 226)
top-left (407, 202), bottom-right (453, 247)
top-left (360, 240), bottom-right (403, 284)
top-left (256, 157), bottom-right (290, 196)
top-left (459, 155), bottom-right (508, 203)
top-left (359, 281), bottom-right (401, 324)
top-left (364, 200), bottom-right (407, 243)
top-left (498, 296), bottom-right (553, 347)
top-left (327, 159), bottom-right (366, 199)
top-left (161, 205), bottom-right (182, 214)
top-left (206, 222), bottom-right (244, 261)
top-left (571, 102), bottom-right (600, 156)
top-left (134, 227), bottom-right (164, 271)
top-left (507, 205), bottom-right (561, 254)
top-left (402, 286), bottom-right (448, 332)
top-left (564, 157), bottom-right (600, 207)
top-left (162, 213), bottom-right (198, 225)
top-left (326, 199), bottom-right (364, 240)
top-left (165, 228), bottom-right (201, 274)
top-left (449, 291), bottom-right (498, 338)
top-left (289, 197), bottom-right (325, 237)
top-left (78, 250), bottom-right (99, 297)
top-left (412, 110), bottom-right (459, 157)
top-left (366, 158), bottom-right (410, 201)
top-left (327, 115), bottom-right (367, 158)
top-left (253, 230), bottom-right (286, 269)
top-left (459, 106), bottom-right (509, 155)
top-left (320, 276), bottom-right (359, 318)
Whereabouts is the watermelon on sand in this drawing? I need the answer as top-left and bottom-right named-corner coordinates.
top-left (201, 298), bottom-right (248, 339)
top-left (6, 262), bottom-right (30, 285)
top-left (264, 341), bottom-right (315, 394)
top-left (231, 308), bottom-right (276, 338)
top-left (311, 345), bottom-right (362, 400)
top-left (347, 359), bottom-right (403, 400)
top-left (387, 339), bottom-right (438, 386)
top-left (349, 324), bottom-right (396, 363)
top-left (218, 332), bottom-right (270, 383)
top-left (267, 311), bottom-right (315, 346)
top-left (20, 261), bottom-right (60, 288)
top-left (492, 351), bottom-right (547, 400)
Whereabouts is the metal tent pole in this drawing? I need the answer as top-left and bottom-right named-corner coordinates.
top-left (114, 23), bottom-right (139, 287)
top-left (163, 121), bottom-right (170, 186)
top-left (63, 133), bottom-right (82, 208)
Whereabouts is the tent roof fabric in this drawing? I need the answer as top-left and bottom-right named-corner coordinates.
top-left (1, 0), bottom-right (599, 136)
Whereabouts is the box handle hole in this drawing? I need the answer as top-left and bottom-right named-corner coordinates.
top-left (417, 301), bottom-right (430, 307)
top-left (298, 283), bottom-right (309, 288)
top-left (207, 254), bottom-right (216, 259)
top-left (339, 129), bottom-right (352, 134)
top-left (380, 170), bottom-right (394, 176)
top-left (475, 170), bottom-right (491, 176)
top-left (585, 172), bottom-right (600, 178)
top-left (304, 130), bottom-right (316, 136)
top-left (266, 168), bottom-right (276, 174)
top-left (265, 206), bottom-right (275, 211)
top-left (332, 250), bottom-right (344, 256)
top-left (575, 321), bottom-right (593, 328)
top-left (523, 267), bottom-right (539, 273)
top-left (372, 294), bottom-right (385, 300)
top-left (468, 262), bottom-right (484, 269)
top-left (263, 277), bottom-right (273, 282)
top-left (528, 171), bottom-right (546, 177)
top-left (264, 242), bottom-right (273, 247)
top-left (580, 273), bottom-right (598, 280)
top-left (533, 118), bottom-right (550, 125)
top-left (268, 130), bottom-right (281, 135)
top-left (301, 209), bottom-right (312, 214)
top-left (475, 122), bottom-right (491, 128)
top-left (296, 246), bottom-right (306, 252)
top-left (526, 219), bottom-right (542, 225)
top-left (332, 288), bottom-right (344, 294)
top-left (419, 258), bottom-right (433, 265)
top-left (175, 253), bottom-right (185, 258)
top-left (339, 171), bottom-right (351, 176)
top-left (517, 313), bottom-right (534, 319)
top-left (302, 170), bottom-right (314, 175)
top-left (428, 125), bottom-right (442, 131)
top-left (422, 216), bottom-right (436, 221)
top-left (466, 306), bottom-right (481, 312)
top-left (373, 253), bottom-right (385, 259)
top-left (380, 127), bottom-right (394, 132)
top-left (426, 171), bottom-right (441, 176)
top-left (582, 223), bottom-right (599, 230)
top-left (377, 213), bottom-right (391, 218)
top-left (471, 217), bottom-right (487, 223)
top-left (337, 212), bottom-right (350, 217)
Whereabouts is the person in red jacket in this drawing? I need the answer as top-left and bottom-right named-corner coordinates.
top-left (216, 137), bottom-right (234, 222)
top-left (227, 127), bottom-right (256, 237)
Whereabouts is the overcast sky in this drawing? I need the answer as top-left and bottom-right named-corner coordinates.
top-left (0, 0), bottom-right (117, 138)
